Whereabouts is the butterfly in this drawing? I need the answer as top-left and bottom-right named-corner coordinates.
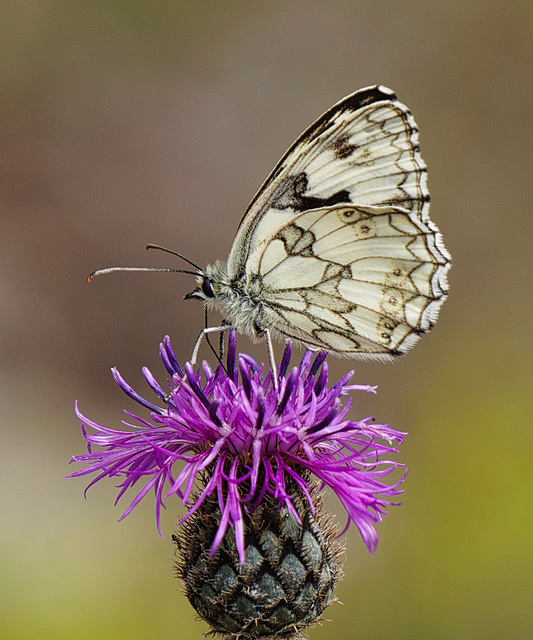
top-left (184, 85), bottom-right (451, 366)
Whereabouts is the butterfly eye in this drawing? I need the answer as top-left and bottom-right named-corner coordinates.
top-left (201, 277), bottom-right (215, 299)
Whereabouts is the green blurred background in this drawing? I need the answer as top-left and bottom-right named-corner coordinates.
top-left (1, 1), bottom-right (532, 639)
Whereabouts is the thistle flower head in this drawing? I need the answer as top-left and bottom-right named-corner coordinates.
top-left (69, 333), bottom-right (405, 563)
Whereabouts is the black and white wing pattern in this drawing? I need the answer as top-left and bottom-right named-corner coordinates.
top-left (197, 85), bottom-right (450, 358)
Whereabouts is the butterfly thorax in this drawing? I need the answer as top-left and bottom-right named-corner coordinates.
top-left (199, 260), bottom-right (276, 339)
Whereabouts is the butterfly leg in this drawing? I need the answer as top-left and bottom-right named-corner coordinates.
top-left (191, 326), bottom-right (279, 395)
top-left (265, 328), bottom-right (279, 395)
top-left (190, 325), bottom-right (234, 366)
top-left (218, 328), bottom-right (225, 360)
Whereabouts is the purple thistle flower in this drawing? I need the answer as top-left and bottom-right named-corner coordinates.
top-left (68, 333), bottom-right (405, 564)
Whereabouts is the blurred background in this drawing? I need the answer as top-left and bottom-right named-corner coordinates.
top-left (1, 1), bottom-right (532, 639)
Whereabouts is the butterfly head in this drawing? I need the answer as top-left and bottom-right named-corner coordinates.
top-left (185, 260), bottom-right (232, 303)
top-left (184, 274), bottom-right (215, 302)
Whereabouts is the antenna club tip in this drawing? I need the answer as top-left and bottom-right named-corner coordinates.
top-left (87, 273), bottom-right (94, 282)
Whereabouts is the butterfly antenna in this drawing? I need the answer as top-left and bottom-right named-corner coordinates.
top-left (87, 266), bottom-right (199, 281)
top-left (146, 244), bottom-right (203, 272)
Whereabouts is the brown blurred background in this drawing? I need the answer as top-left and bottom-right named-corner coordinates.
top-left (1, 2), bottom-right (532, 639)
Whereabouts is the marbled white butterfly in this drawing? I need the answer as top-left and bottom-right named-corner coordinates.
top-left (185, 85), bottom-right (450, 364)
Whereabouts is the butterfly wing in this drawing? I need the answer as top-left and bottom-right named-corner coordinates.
top-left (250, 203), bottom-right (449, 357)
top-left (226, 85), bottom-right (434, 281)
top-left (217, 84), bottom-right (450, 356)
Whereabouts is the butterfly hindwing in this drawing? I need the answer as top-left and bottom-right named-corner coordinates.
top-left (248, 203), bottom-right (449, 356)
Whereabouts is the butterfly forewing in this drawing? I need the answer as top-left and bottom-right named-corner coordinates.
top-left (226, 85), bottom-right (431, 280)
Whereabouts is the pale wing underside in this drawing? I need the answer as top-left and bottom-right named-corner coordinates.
top-left (211, 85), bottom-right (451, 357)
top-left (254, 204), bottom-right (450, 356)
top-left (227, 85), bottom-right (431, 280)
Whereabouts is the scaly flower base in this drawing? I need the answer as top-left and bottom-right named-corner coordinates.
top-left (175, 473), bottom-right (342, 640)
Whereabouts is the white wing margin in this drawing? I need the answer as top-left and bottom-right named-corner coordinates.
top-left (227, 85), bottom-right (431, 280)
top-left (253, 204), bottom-right (450, 356)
